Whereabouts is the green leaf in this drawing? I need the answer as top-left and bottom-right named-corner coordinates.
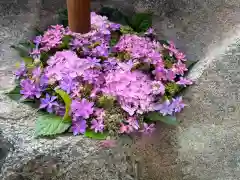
top-left (145, 112), bottom-right (179, 126)
top-left (110, 38), bottom-right (118, 47)
top-left (120, 25), bottom-right (135, 34)
top-left (185, 60), bottom-right (198, 69)
top-left (19, 41), bottom-right (35, 49)
top-left (84, 130), bottom-right (108, 140)
top-left (59, 35), bottom-right (72, 49)
top-left (11, 45), bottom-right (29, 57)
top-left (58, 8), bottom-right (68, 27)
top-left (98, 6), bottom-right (127, 25)
top-left (22, 57), bottom-right (33, 66)
top-left (158, 40), bottom-right (170, 46)
top-left (35, 114), bottom-right (71, 137)
top-left (34, 27), bottom-right (44, 36)
top-left (40, 52), bottom-right (51, 65)
top-left (127, 13), bottom-right (152, 32)
top-left (5, 84), bottom-right (21, 101)
top-left (55, 89), bottom-right (71, 121)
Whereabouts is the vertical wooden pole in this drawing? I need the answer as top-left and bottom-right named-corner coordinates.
top-left (67, 0), bottom-right (91, 33)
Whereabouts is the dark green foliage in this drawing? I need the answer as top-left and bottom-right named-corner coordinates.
top-left (57, 6), bottom-right (152, 33)
top-left (84, 130), bottom-right (108, 140)
top-left (165, 82), bottom-right (180, 96)
top-left (35, 114), bottom-right (71, 137)
top-left (58, 35), bottom-right (72, 49)
top-left (98, 6), bottom-right (127, 25)
top-left (145, 112), bottom-right (179, 125)
top-left (58, 8), bottom-right (68, 27)
top-left (124, 12), bottom-right (152, 33)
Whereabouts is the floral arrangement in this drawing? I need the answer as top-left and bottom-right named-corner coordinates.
top-left (8, 12), bottom-right (192, 139)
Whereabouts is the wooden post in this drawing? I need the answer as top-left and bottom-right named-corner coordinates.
top-left (67, 0), bottom-right (91, 33)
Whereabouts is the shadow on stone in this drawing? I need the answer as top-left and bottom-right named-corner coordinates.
top-left (130, 123), bottom-right (184, 180)
top-left (0, 131), bottom-right (14, 170)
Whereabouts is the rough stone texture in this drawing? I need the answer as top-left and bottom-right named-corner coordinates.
top-left (1, 0), bottom-right (240, 180)
top-left (92, 0), bottom-right (240, 62)
top-left (132, 41), bottom-right (240, 180)
top-left (0, 1), bottom-right (135, 180)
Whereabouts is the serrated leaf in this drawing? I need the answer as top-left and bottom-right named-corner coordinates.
top-left (55, 89), bottom-right (71, 121)
top-left (84, 130), bottom-right (108, 140)
top-left (35, 114), bottom-right (71, 137)
top-left (145, 112), bottom-right (179, 126)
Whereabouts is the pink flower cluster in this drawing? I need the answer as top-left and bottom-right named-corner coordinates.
top-left (15, 12), bottom-right (192, 136)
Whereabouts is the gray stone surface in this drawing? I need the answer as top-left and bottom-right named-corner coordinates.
top-left (131, 39), bottom-right (240, 180)
top-left (0, 1), bottom-right (135, 180)
top-left (0, 0), bottom-right (240, 180)
top-left (92, 0), bottom-right (240, 62)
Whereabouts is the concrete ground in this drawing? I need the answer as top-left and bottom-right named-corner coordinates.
top-left (0, 0), bottom-right (240, 180)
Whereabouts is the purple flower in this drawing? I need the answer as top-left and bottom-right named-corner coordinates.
top-left (176, 77), bottom-right (193, 87)
top-left (91, 119), bottom-right (105, 133)
top-left (59, 76), bottom-right (79, 94)
top-left (92, 45), bottom-right (108, 57)
top-left (154, 100), bottom-right (173, 116)
top-left (152, 81), bottom-right (165, 95)
top-left (86, 57), bottom-right (101, 67)
top-left (172, 62), bottom-right (188, 75)
top-left (166, 70), bottom-right (176, 81)
top-left (54, 104), bottom-right (66, 117)
top-left (99, 27), bottom-right (111, 35)
top-left (82, 69), bottom-right (101, 84)
top-left (20, 79), bottom-right (41, 99)
top-left (170, 96), bottom-right (185, 113)
top-left (71, 98), bottom-right (94, 119)
top-left (71, 88), bottom-right (81, 98)
top-left (94, 108), bottom-right (105, 120)
top-left (72, 119), bottom-right (87, 135)
top-left (70, 38), bottom-right (83, 49)
top-left (40, 75), bottom-right (49, 87)
top-left (39, 94), bottom-right (59, 113)
top-left (155, 68), bottom-right (167, 81)
top-left (140, 123), bottom-right (155, 134)
top-left (30, 49), bottom-right (41, 59)
top-left (126, 117), bottom-right (140, 130)
top-left (15, 63), bottom-right (26, 79)
top-left (33, 35), bottom-right (42, 47)
top-left (32, 67), bottom-right (42, 79)
top-left (117, 60), bottom-right (134, 71)
top-left (145, 28), bottom-right (156, 35)
top-left (110, 23), bottom-right (121, 31)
